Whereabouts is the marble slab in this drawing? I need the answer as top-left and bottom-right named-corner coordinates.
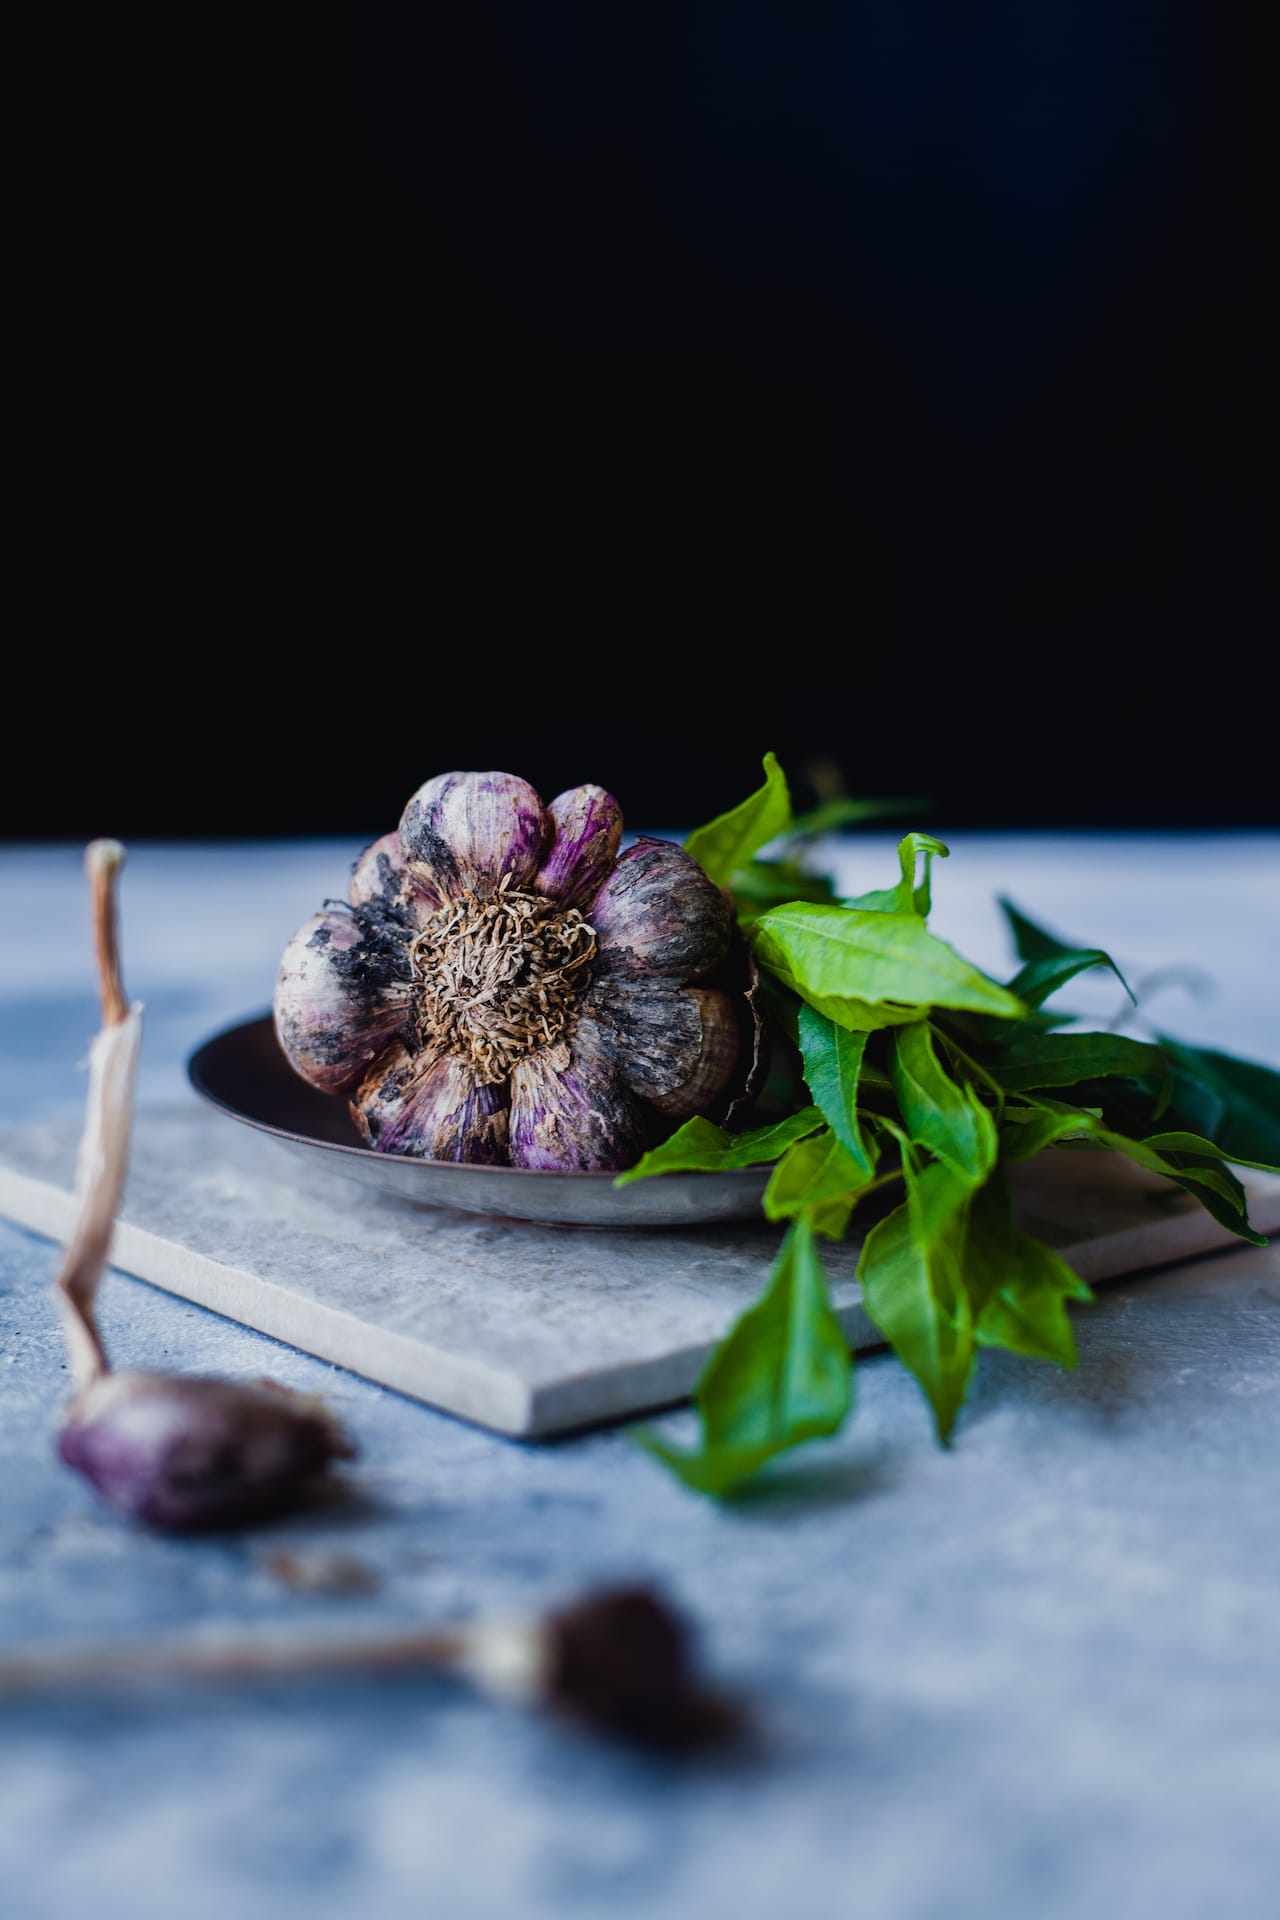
top-left (1, 1103), bottom-right (1277, 1437)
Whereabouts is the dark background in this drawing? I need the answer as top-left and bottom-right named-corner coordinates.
top-left (18, 2), bottom-right (1273, 839)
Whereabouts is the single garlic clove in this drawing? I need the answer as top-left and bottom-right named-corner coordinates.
top-left (535, 786), bottom-right (623, 910)
top-left (349, 831), bottom-right (443, 923)
top-left (592, 839), bottom-right (733, 981)
top-left (636, 988), bottom-right (741, 1120)
top-left (349, 831), bottom-right (405, 912)
top-left (58, 1372), bottom-right (354, 1532)
top-left (508, 1017), bottom-right (647, 1171)
top-left (274, 910), bottom-right (412, 1094)
top-left (582, 973), bottom-right (703, 1099)
top-left (399, 772), bottom-right (548, 901)
top-left (352, 1041), bottom-right (511, 1162)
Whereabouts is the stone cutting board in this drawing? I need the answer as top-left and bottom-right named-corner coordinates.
top-left (2, 1105), bottom-right (1277, 1437)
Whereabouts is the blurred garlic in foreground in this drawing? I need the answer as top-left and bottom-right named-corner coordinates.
top-left (54, 842), bottom-right (353, 1530)
top-left (0, 1584), bottom-right (736, 1750)
top-left (59, 1370), bottom-right (351, 1531)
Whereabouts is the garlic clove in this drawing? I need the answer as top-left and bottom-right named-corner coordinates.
top-left (274, 910), bottom-right (412, 1094)
top-left (581, 973), bottom-right (703, 1099)
top-left (508, 1016), bottom-right (647, 1171)
top-left (399, 772), bottom-right (548, 901)
top-left (535, 786), bottom-right (623, 910)
top-left (586, 977), bottom-right (741, 1119)
top-left (352, 1041), bottom-right (511, 1162)
top-left (349, 831), bottom-right (406, 911)
top-left (647, 988), bottom-right (742, 1120)
top-left (58, 1372), bottom-right (354, 1532)
top-left (349, 831), bottom-right (444, 924)
top-left (592, 840), bottom-right (733, 981)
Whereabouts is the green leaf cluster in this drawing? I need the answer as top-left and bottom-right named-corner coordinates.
top-left (623, 755), bottom-right (1280, 1496)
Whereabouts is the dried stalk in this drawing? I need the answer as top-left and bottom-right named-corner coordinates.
top-left (0, 1623), bottom-right (470, 1694)
top-left (409, 879), bottom-right (597, 1083)
top-left (54, 841), bottom-right (142, 1393)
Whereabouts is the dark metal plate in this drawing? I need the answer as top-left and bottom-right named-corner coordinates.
top-left (187, 1015), bottom-right (770, 1228)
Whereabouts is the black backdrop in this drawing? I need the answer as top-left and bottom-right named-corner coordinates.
top-left (17, 3), bottom-right (1272, 839)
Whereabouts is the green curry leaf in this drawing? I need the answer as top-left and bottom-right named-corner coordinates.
top-left (763, 1126), bottom-right (877, 1235)
top-left (685, 751), bottom-right (792, 887)
top-left (965, 1174), bottom-right (1093, 1367)
top-left (858, 1158), bottom-right (977, 1443)
top-left (797, 1006), bottom-right (876, 1173)
top-left (1154, 1038), bottom-right (1280, 1171)
top-left (848, 833), bottom-right (950, 917)
top-left (754, 902), bottom-right (1025, 1027)
top-left (891, 1022), bottom-right (999, 1184)
top-left (641, 1218), bottom-right (853, 1494)
top-left (614, 1108), bottom-right (825, 1186)
top-left (980, 1030), bottom-right (1168, 1094)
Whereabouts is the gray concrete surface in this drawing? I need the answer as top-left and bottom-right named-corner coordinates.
top-left (2, 837), bottom-right (1278, 1920)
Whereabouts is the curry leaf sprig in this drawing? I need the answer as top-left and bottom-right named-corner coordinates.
top-left (621, 755), bottom-right (1280, 1495)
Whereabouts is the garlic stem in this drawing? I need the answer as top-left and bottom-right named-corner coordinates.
top-left (0, 1623), bottom-right (468, 1694)
top-left (53, 841), bottom-right (142, 1393)
top-left (0, 1587), bottom-right (730, 1748)
top-left (87, 839), bottom-right (130, 1029)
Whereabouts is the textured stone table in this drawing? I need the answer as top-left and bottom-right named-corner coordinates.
top-left (1, 835), bottom-right (1278, 1920)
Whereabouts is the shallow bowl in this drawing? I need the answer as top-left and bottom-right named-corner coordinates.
top-left (187, 1015), bottom-right (771, 1229)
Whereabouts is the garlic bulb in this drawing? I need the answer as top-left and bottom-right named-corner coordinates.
top-left (54, 842), bottom-right (353, 1530)
top-left (59, 1372), bottom-right (352, 1531)
top-left (275, 773), bottom-right (747, 1170)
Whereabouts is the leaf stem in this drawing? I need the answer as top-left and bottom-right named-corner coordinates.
top-left (856, 1166), bottom-right (907, 1199)
top-left (932, 1028), bottom-right (1006, 1108)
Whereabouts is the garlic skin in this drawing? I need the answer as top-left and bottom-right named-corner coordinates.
top-left (274, 773), bottom-right (745, 1171)
top-left (535, 786), bottom-right (623, 909)
top-left (59, 1373), bottom-right (353, 1531)
top-left (586, 979), bottom-right (741, 1120)
top-left (508, 1016), bottom-right (648, 1172)
top-left (274, 910), bottom-right (410, 1095)
top-left (591, 840), bottom-right (734, 979)
top-left (354, 1042), bottom-right (511, 1164)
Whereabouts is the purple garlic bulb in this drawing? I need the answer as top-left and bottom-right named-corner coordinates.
top-left (274, 773), bottom-right (746, 1170)
top-left (59, 1372), bottom-right (354, 1531)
